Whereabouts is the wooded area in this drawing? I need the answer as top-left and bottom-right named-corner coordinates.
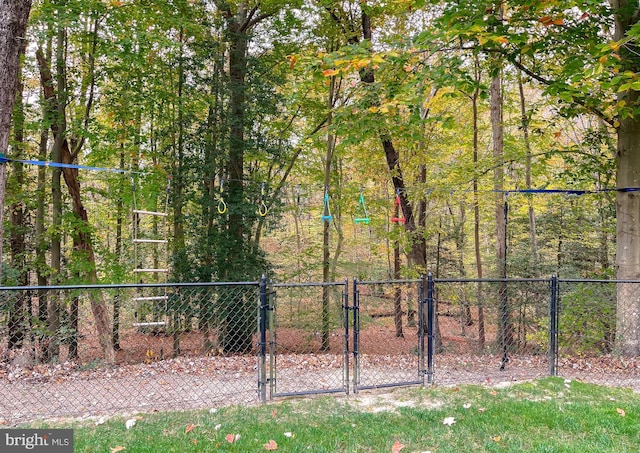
top-left (1, 0), bottom-right (640, 358)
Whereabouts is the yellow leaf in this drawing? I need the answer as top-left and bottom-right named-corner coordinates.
top-left (617, 408), bottom-right (626, 417)
top-left (492, 435), bottom-right (502, 442)
top-left (322, 69), bottom-right (339, 77)
top-left (495, 36), bottom-right (509, 44)
top-left (287, 55), bottom-right (297, 70)
top-left (368, 106), bottom-right (380, 113)
top-left (353, 59), bottom-right (371, 70)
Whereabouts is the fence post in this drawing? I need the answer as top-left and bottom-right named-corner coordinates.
top-left (417, 276), bottom-right (425, 385)
top-left (426, 273), bottom-right (435, 385)
top-left (344, 279), bottom-right (351, 394)
top-left (258, 275), bottom-right (268, 402)
top-left (549, 274), bottom-right (559, 377)
top-left (352, 277), bottom-right (360, 393)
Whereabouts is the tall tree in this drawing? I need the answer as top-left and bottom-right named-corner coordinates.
top-left (611, 0), bottom-right (640, 355)
top-left (0, 0), bottom-right (32, 284)
top-left (36, 7), bottom-right (115, 362)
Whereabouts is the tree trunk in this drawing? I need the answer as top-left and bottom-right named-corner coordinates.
top-left (36, 49), bottom-right (115, 364)
top-left (321, 75), bottom-right (337, 352)
top-left (35, 42), bottom-right (50, 361)
top-left (220, 15), bottom-right (251, 354)
top-left (7, 36), bottom-right (28, 350)
top-left (490, 50), bottom-right (512, 359)
top-left (0, 0), bottom-right (31, 284)
top-left (615, 113), bottom-right (640, 355)
top-left (611, 0), bottom-right (640, 355)
top-left (517, 70), bottom-right (539, 272)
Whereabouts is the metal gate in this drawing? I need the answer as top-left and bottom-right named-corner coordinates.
top-left (352, 279), bottom-right (426, 392)
top-left (259, 278), bottom-right (427, 401)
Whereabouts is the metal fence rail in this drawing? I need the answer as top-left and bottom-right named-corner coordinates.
top-left (1, 276), bottom-right (639, 425)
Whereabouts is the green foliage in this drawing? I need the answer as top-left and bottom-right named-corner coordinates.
top-left (559, 275), bottom-right (617, 354)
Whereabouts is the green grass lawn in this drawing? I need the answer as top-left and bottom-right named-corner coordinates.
top-left (25, 377), bottom-right (640, 452)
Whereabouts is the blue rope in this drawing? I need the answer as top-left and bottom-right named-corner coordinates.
top-left (4, 157), bottom-right (129, 174)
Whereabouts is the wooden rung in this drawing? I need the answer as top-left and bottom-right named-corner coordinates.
top-left (133, 321), bottom-right (167, 327)
top-left (133, 239), bottom-right (168, 244)
top-left (133, 209), bottom-right (168, 217)
top-left (134, 268), bottom-right (169, 273)
top-left (133, 296), bottom-right (169, 301)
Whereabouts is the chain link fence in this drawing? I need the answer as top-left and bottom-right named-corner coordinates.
top-left (429, 278), bottom-right (553, 386)
top-left (0, 282), bottom-right (260, 425)
top-left (353, 279), bottom-right (424, 391)
top-left (1, 277), bottom-right (639, 425)
top-left (557, 279), bottom-right (639, 390)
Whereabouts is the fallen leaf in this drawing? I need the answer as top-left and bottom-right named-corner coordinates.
top-left (490, 390), bottom-right (497, 396)
top-left (478, 408), bottom-right (487, 413)
top-left (492, 435), bottom-right (502, 442)
top-left (110, 447), bottom-right (126, 453)
top-left (214, 424), bottom-right (222, 431)
top-left (463, 403), bottom-right (471, 409)
top-left (617, 408), bottom-right (626, 417)
top-left (283, 432), bottom-right (293, 438)
top-left (443, 417), bottom-right (456, 426)
top-left (264, 439), bottom-right (278, 450)
top-left (125, 419), bottom-right (136, 430)
top-left (185, 423), bottom-right (197, 434)
top-left (225, 434), bottom-right (235, 444)
top-left (272, 409), bottom-right (278, 418)
top-left (391, 440), bottom-right (405, 453)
